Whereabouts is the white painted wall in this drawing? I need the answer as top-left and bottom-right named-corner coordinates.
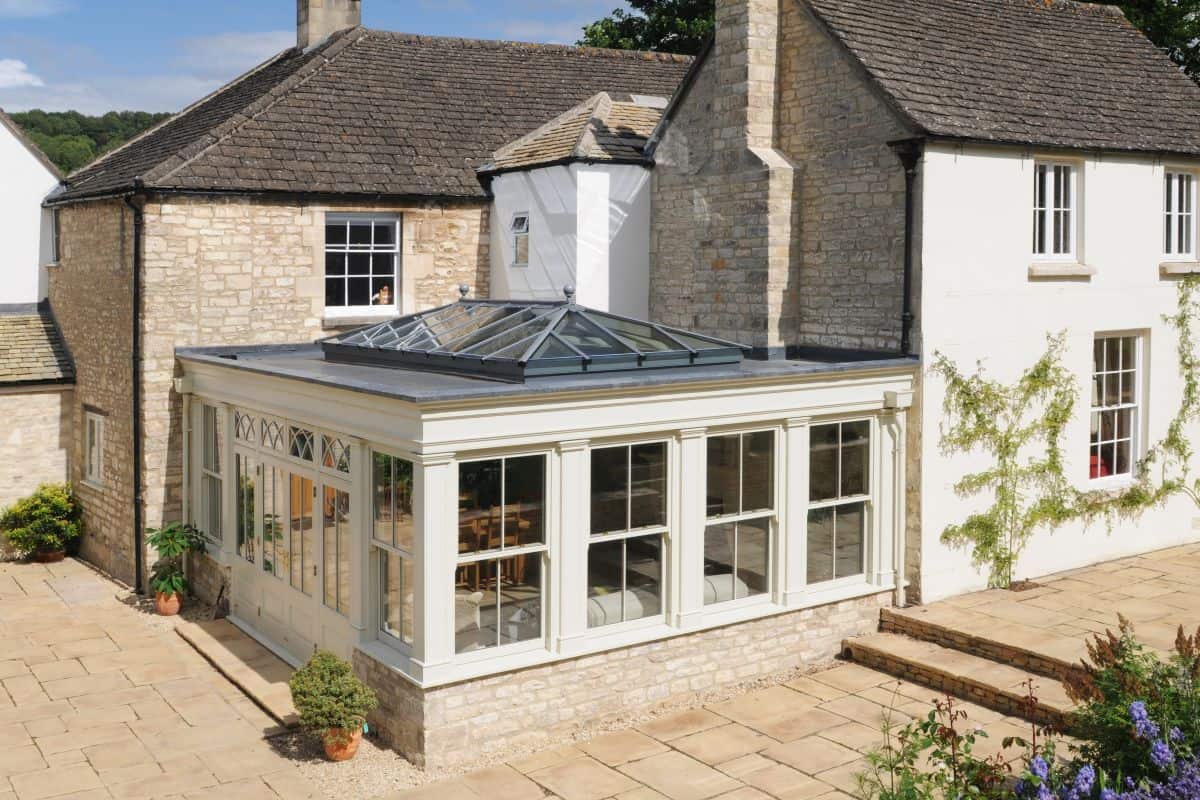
top-left (0, 118), bottom-right (59, 304)
top-left (489, 163), bottom-right (651, 317)
top-left (918, 142), bottom-right (1200, 601)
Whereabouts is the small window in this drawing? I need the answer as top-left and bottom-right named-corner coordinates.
top-left (325, 215), bottom-right (400, 311)
top-left (807, 421), bottom-right (871, 585)
top-left (373, 453), bottom-right (415, 646)
top-left (84, 411), bottom-right (105, 488)
top-left (1165, 172), bottom-right (1195, 259)
top-left (1091, 335), bottom-right (1140, 481)
top-left (323, 486), bottom-right (352, 617)
top-left (703, 431), bottom-right (775, 605)
top-left (1033, 163), bottom-right (1076, 258)
top-left (511, 213), bottom-right (530, 267)
top-left (199, 405), bottom-right (223, 542)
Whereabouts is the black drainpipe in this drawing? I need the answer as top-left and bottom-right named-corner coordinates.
top-left (124, 179), bottom-right (146, 593)
top-left (890, 139), bottom-right (924, 357)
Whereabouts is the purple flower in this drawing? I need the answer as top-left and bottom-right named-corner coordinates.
top-left (1130, 702), bottom-right (1161, 740)
top-left (1151, 740), bottom-right (1175, 770)
top-left (1169, 727), bottom-right (1185, 743)
top-left (1100, 791), bottom-right (1117, 800)
top-left (1036, 785), bottom-right (1053, 800)
top-left (1031, 756), bottom-right (1051, 780)
top-left (1075, 765), bottom-right (1097, 795)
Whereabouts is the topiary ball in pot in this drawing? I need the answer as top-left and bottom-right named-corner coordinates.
top-left (289, 651), bottom-right (378, 762)
top-left (0, 484), bottom-right (82, 562)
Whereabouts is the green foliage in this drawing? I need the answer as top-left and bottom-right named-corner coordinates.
top-left (1065, 618), bottom-right (1200, 782)
top-left (1106, 1), bottom-right (1200, 80)
top-left (579, 0), bottom-right (714, 54)
top-left (145, 522), bottom-right (206, 597)
top-left (931, 334), bottom-right (1079, 588)
top-left (10, 109), bottom-right (171, 174)
top-left (0, 484), bottom-right (82, 557)
top-left (289, 651), bottom-right (378, 740)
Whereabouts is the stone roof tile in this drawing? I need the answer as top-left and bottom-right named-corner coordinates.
top-left (0, 312), bottom-right (74, 386)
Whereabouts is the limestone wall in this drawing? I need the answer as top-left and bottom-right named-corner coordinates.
top-left (0, 388), bottom-right (73, 512)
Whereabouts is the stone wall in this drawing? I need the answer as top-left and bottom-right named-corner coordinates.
top-left (357, 590), bottom-right (891, 771)
top-left (47, 200), bottom-right (137, 582)
top-left (0, 388), bottom-right (72, 512)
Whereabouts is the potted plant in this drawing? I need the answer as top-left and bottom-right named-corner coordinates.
top-left (0, 484), bottom-right (82, 563)
top-left (145, 522), bottom-right (205, 616)
top-left (289, 651), bottom-right (378, 762)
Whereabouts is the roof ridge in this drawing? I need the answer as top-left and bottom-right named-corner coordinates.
top-left (0, 108), bottom-right (63, 180)
top-left (575, 92), bottom-right (614, 160)
top-left (147, 27), bottom-right (368, 186)
top-left (362, 28), bottom-right (694, 63)
top-left (489, 92), bottom-right (606, 165)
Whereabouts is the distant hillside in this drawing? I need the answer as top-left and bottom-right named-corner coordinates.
top-left (9, 110), bottom-right (172, 175)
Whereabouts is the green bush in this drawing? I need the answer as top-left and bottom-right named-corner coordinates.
top-left (0, 484), bottom-right (82, 557)
top-left (145, 522), bottom-right (205, 597)
top-left (289, 651), bottom-right (378, 742)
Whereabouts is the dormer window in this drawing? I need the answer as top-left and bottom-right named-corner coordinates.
top-left (1033, 163), bottom-right (1076, 258)
top-left (1165, 172), bottom-right (1195, 259)
top-left (511, 213), bottom-right (530, 267)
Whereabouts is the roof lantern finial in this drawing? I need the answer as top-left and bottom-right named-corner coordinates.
top-left (563, 285), bottom-right (577, 304)
top-left (458, 284), bottom-right (471, 300)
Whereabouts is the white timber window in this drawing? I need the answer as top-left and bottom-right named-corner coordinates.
top-left (373, 453), bottom-right (415, 646)
top-left (703, 431), bottom-right (775, 605)
top-left (1165, 172), bottom-right (1195, 259)
top-left (1033, 162), bottom-right (1076, 258)
top-left (199, 404), bottom-right (224, 542)
top-left (455, 454), bottom-right (547, 654)
top-left (83, 411), bottom-right (105, 489)
top-left (1091, 334), bottom-right (1141, 482)
top-left (587, 442), bottom-right (668, 628)
top-left (325, 215), bottom-right (400, 313)
top-left (511, 213), bottom-right (530, 267)
top-left (807, 421), bottom-right (871, 585)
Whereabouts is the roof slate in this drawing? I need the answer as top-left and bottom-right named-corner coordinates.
top-left (803, 0), bottom-right (1200, 156)
top-left (0, 312), bottom-right (74, 386)
top-left (60, 30), bottom-right (690, 202)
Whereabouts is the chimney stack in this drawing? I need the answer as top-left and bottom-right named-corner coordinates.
top-left (297, 0), bottom-right (362, 50)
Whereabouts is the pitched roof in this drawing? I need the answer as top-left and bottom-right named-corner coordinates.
top-left (481, 92), bottom-right (666, 175)
top-left (803, 0), bottom-right (1200, 157)
top-left (0, 310), bottom-right (74, 386)
top-left (59, 30), bottom-right (690, 203)
top-left (0, 108), bottom-right (63, 180)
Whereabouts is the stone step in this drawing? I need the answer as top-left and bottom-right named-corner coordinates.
top-left (880, 605), bottom-right (1089, 683)
top-left (842, 632), bottom-right (1079, 730)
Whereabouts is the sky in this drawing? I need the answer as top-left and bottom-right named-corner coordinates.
top-left (0, 0), bottom-right (628, 115)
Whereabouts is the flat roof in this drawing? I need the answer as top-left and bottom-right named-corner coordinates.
top-left (177, 343), bottom-right (918, 405)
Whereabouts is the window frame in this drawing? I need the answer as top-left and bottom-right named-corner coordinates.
top-left (323, 213), bottom-right (402, 317)
top-left (50, 208), bottom-right (61, 265)
top-left (806, 418), bottom-right (874, 590)
top-left (1164, 170), bottom-right (1196, 260)
top-left (510, 212), bottom-right (530, 268)
top-left (1090, 333), bottom-right (1143, 486)
top-left (371, 448), bottom-right (417, 651)
top-left (198, 404), bottom-right (224, 544)
top-left (1032, 161), bottom-right (1079, 260)
top-left (83, 410), bottom-right (105, 489)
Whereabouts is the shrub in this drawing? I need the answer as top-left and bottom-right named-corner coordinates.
top-left (289, 651), bottom-right (378, 744)
top-left (145, 522), bottom-right (206, 597)
top-left (0, 484), bottom-right (82, 557)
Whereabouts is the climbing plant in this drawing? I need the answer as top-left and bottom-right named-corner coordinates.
top-left (931, 334), bottom-right (1079, 588)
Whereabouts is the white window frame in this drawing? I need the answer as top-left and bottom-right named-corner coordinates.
top-left (1033, 161), bottom-right (1078, 260)
top-left (371, 449), bottom-right (416, 651)
top-left (1090, 333), bottom-right (1142, 486)
top-left (1164, 171), bottom-right (1196, 260)
top-left (510, 212), bottom-right (530, 268)
top-left (805, 419), bottom-right (873, 590)
top-left (324, 213), bottom-right (401, 318)
top-left (83, 411), bottom-right (105, 489)
top-left (199, 404), bottom-right (224, 543)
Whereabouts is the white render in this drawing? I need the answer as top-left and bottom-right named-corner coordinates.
top-left (489, 163), bottom-right (651, 317)
top-left (917, 142), bottom-right (1200, 601)
top-left (0, 115), bottom-right (59, 305)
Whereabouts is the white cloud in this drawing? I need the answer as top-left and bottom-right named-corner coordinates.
top-left (0, 58), bottom-right (42, 89)
top-left (0, 0), bottom-right (68, 18)
top-left (174, 31), bottom-right (294, 78)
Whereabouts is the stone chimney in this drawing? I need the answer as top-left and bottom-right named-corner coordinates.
top-left (712, 0), bottom-right (780, 154)
top-left (297, 0), bottom-right (362, 50)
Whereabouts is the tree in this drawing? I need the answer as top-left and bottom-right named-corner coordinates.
top-left (579, 0), bottom-right (714, 55)
top-left (1108, 0), bottom-right (1200, 80)
top-left (10, 109), bottom-right (171, 175)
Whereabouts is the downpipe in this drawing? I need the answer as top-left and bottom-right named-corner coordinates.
top-left (124, 179), bottom-right (147, 594)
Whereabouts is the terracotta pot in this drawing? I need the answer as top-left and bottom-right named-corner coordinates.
top-left (34, 550), bottom-right (65, 564)
top-left (154, 591), bottom-right (182, 616)
top-left (323, 727), bottom-right (362, 762)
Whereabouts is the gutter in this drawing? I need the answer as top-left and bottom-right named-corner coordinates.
top-left (123, 179), bottom-right (147, 594)
top-left (889, 139), bottom-right (924, 357)
top-left (45, 185), bottom-right (492, 209)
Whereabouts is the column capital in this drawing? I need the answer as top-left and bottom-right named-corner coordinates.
top-left (413, 451), bottom-right (455, 468)
top-left (679, 427), bottom-right (707, 440)
top-left (558, 439), bottom-right (590, 454)
top-left (784, 416), bottom-right (812, 430)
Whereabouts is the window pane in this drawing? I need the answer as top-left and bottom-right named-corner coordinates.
top-left (809, 424), bottom-right (839, 502)
top-left (455, 560), bottom-right (494, 653)
top-left (1120, 370), bottom-right (1136, 405)
top-left (840, 422), bottom-right (870, 497)
top-left (835, 502), bottom-right (867, 579)
top-left (203, 405), bottom-right (220, 473)
top-left (374, 222), bottom-right (395, 247)
top-left (325, 278), bottom-right (345, 308)
top-left (587, 539), bottom-right (624, 628)
top-left (371, 278), bottom-right (393, 307)
top-left (1105, 337), bottom-right (1120, 372)
top-left (742, 431), bottom-right (775, 513)
top-left (371, 252), bottom-right (394, 278)
top-left (323, 487), bottom-right (339, 611)
top-left (291, 475), bottom-right (314, 595)
top-left (326, 222), bottom-right (347, 246)
top-left (703, 522), bottom-right (736, 605)
top-left (590, 447), bottom-right (628, 535)
top-left (498, 556), bottom-right (541, 647)
top-left (807, 506), bottom-right (835, 584)
top-left (202, 474), bottom-right (221, 541)
top-left (336, 491), bottom-right (351, 616)
top-left (236, 454), bottom-right (256, 563)
top-left (736, 519), bottom-right (770, 599)
top-left (382, 550), bottom-right (414, 645)
top-left (706, 435), bottom-right (740, 517)
top-left (630, 443), bottom-right (667, 529)
top-left (348, 277), bottom-right (370, 307)
top-left (393, 458), bottom-right (414, 552)
top-left (625, 535), bottom-right (662, 622)
top-left (1104, 373), bottom-right (1120, 407)
top-left (514, 234), bottom-right (530, 265)
top-left (325, 251), bottom-right (346, 276)
top-left (373, 454), bottom-right (393, 545)
top-left (1121, 337), bottom-right (1136, 372)
top-left (348, 253), bottom-right (371, 275)
top-left (349, 223), bottom-right (372, 246)
top-left (460, 460), bottom-right (501, 556)
top-left (506, 456), bottom-right (545, 547)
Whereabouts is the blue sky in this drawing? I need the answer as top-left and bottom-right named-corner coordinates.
top-left (0, 0), bottom-right (628, 114)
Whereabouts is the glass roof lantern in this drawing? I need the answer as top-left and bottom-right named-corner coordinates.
top-left (322, 285), bottom-right (749, 381)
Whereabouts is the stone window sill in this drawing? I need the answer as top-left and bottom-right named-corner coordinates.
top-left (322, 313), bottom-right (395, 329)
top-left (1028, 262), bottom-right (1096, 279)
top-left (43, 261), bottom-right (61, 269)
top-left (1160, 261), bottom-right (1200, 277)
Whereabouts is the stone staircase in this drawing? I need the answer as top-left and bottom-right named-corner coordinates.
top-left (842, 605), bottom-right (1088, 731)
